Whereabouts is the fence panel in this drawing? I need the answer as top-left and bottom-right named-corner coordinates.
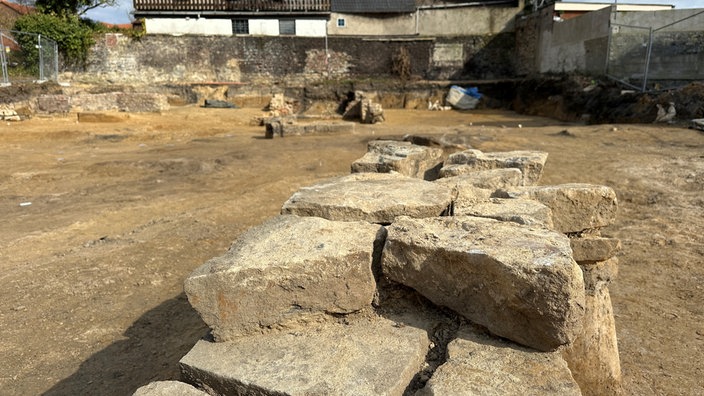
top-left (0, 30), bottom-right (59, 85)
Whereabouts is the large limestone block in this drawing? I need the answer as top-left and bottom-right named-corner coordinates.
top-left (495, 184), bottom-right (618, 234)
top-left (438, 167), bottom-right (523, 189)
top-left (570, 236), bottom-right (622, 264)
top-left (580, 257), bottom-right (619, 295)
top-left (180, 315), bottom-right (431, 396)
top-left (562, 287), bottom-right (622, 396)
top-left (132, 381), bottom-right (208, 396)
top-left (382, 216), bottom-right (585, 351)
top-left (433, 177), bottom-right (493, 207)
top-left (443, 149), bottom-right (548, 185)
top-left (453, 197), bottom-right (554, 228)
top-left (184, 215), bottom-right (382, 341)
top-left (282, 173), bottom-right (453, 224)
top-left (417, 327), bottom-right (582, 395)
top-left (351, 140), bottom-right (445, 180)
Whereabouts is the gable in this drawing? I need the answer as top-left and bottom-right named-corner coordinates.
top-left (331, 0), bottom-right (416, 13)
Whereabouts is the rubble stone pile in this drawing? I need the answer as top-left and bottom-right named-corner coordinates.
top-left (135, 139), bottom-right (622, 396)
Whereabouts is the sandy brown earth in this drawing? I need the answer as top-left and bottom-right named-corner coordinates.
top-left (0, 106), bottom-right (702, 395)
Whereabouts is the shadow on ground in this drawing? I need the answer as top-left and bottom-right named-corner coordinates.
top-left (44, 293), bottom-right (207, 396)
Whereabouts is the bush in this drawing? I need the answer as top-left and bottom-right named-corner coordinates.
top-left (14, 12), bottom-right (96, 69)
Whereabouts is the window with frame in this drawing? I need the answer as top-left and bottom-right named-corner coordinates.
top-left (233, 19), bottom-right (249, 35)
top-left (279, 19), bottom-right (296, 35)
top-left (337, 18), bottom-right (346, 28)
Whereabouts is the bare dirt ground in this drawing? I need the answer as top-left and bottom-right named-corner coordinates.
top-left (0, 106), bottom-right (702, 395)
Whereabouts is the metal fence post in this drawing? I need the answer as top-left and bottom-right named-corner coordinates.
top-left (0, 33), bottom-right (8, 85)
top-left (38, 34), bottom-right (44, 82)
top-left (642, 27), bottom-right (653, 92)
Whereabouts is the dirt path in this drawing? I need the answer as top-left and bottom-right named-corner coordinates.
top-left (0, 107), bottom-right (702, 395)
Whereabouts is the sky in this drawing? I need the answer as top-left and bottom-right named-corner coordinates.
top-left (83, 0), bottom-right (704, 24)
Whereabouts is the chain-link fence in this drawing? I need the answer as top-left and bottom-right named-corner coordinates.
top-left (0, 30), bottom-right (58, 86)
top-left (606, 9), bottom-right (704, 92)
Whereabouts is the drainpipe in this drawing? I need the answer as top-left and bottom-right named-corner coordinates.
top-left (415, 7), bottom-right (419, 35)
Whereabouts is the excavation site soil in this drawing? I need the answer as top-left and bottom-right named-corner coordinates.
top-left (0, 105), bottom-right (702, 395)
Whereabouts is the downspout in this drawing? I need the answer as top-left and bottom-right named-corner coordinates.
top-left (415, 7), bottom-right (419, 35)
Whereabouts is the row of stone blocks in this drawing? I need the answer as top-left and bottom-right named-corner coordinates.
top-left (135, 140), bottom-right (622, 396)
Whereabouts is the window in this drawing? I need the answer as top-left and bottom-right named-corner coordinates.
top-left (279, 19), bottom-right (296, 35)
top-left (233, 19), bottom-right (249, 35)
top-left (337, 18), bottom-right (346, 28)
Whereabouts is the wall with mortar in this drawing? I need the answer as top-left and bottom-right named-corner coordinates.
top-left (70, 33), bottom-right (516, 86)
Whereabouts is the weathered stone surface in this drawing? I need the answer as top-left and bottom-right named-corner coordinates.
top-left (132, 381), bottom-right (208, 396)
top-left (443, 149), bottom-right (548, 185)
top-left (281, 173), bottom-right (453, 223)
top-left (351, 140), bottom-right (445, 180)
top-left (382, 216), bottom-right (585, 351)
top-left (580, 257), bottom-right (619, 295)
top-left (180, 315), bottom-right (431, 396)
top-left (562, 287), bottom-right (622, 396)
top-left (453, 197), bottom-right (554, 228)
top-left (268, 120), bottom-right (355, 138)
top-left (417, 326), bottom-right (582, 396)
top-left (184, 215), bottom-right (383, 341)
top-left (433, 176), bottom-right (494, 208)
top-left (438, 167), bottom-right (523, 188)
top-left (37, 94), bottom-right (71, 113)
top-left (494, 184), bottom-right (618, 234)
top-left (570, 236), bottom-right (622, 263)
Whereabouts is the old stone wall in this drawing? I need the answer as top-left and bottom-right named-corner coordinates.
top-left (68, 33), bottom-right (517, 86)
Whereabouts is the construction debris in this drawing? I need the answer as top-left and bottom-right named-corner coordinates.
top-left (344, 91), bottom-right (385, 124)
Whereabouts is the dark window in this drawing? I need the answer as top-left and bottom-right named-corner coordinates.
top-left (233, 19), bottom-right (249, 34)
top-left (337, 18), bottom-right (346, 28)
top-left (279, 19), bottom-right (295, 35)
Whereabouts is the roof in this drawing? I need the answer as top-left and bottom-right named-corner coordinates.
top-left (555, 2), bottom-right (674, 12)
top-left (331, 0), bottom-right (416, 13)
top-left (0, 0), bottom-right (34, 15)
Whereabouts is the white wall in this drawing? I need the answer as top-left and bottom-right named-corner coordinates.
top-left (295, 19), bottom-right (327, 37)
top-left (249, 19), bottom-right (280, 36)
top-left (144, 18), bottom-right (232, 36)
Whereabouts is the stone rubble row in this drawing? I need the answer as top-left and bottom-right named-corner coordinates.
top-left (135, 140), bottom-right (622, 396)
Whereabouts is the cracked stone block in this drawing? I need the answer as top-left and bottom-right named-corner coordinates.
top-left (180, 315), bottom-right (431, 396)
top-left (442, 149), bottom-right (548, 185)
top-left (351, 140), bottom-right (445, 180)
top-left (494, 184), bottom-right (618, 234)
top-left (281, 173), bottom-right (453, 224)
top-left (453, 197), bottom-right (554, 228)
top-left (382, 216), bottom-right (585, 351)
top-left (417, 326), bottom-right (581, 395)
top-left (184, 215), bottom-right (383, 341)
top-left (570, 236), bottom-right (622, 264)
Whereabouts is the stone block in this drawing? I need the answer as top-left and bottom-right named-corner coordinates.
top-left (562, 287), bottom-right (622, 396)
top-left (494, 184), bottom-right (618, 234)
top-left (36, 94), bottom-right (71, 114)
top-left (570, 236), bottom-right (622, 264)
top-left (580, 257), bottom-right (619, 295)
top-left (438, 167), bottom-right (523, 189)
top-left (443, 149), bottom-right (548, 185)
top-left (184, 215), bottom-right (383, 341)
top-left (281, 173), bottom-right (453, 224)
top-left (132, 381), bottom-right (208, 396)
top-left (417, 326), bottom-right (581, 395)
top-left (180, 315), bottom-right (431, 396)
top-left (351, 140), bottom-right (445, 180)
top-left (382, 216), bottom-right (585, 351)
top-left (454, 197), bottom-right (554, 228)
top-left (116, 92), bottom-right (169, 112)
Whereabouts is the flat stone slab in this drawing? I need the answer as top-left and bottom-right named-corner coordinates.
top-left (351, 140), bottom-right (445, 180)
top-left (453, 197), bottom-right (554, 228)
top-left (382, 216), bottom-right (585, 351)
top-left (132, 381), bottom-right (208, 396)
top-left (180, 315), bottom-right (431, 396)
top-left (417, 326), bottom-right (581, 396)
top-left (438, 167), bottom-right (523, 189)
top-left (442, 149), bottom-right (548, 185)
top-left (281, 173), bottom-right (453, 224)
top-left (184, 215), bottom-right (383, 341)
top-left (494, 183), bottom-right (618, 234)
top-left (570, 236), bottom-right (622, 263)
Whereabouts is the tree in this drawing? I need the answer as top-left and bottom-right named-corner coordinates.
top-left (35, 0), bottom-right (117, 16)
top-left (14, 12), bottom-right (95, 68)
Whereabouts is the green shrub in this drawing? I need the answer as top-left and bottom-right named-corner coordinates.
top-left (14, 12), bottom-right (96, 69)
